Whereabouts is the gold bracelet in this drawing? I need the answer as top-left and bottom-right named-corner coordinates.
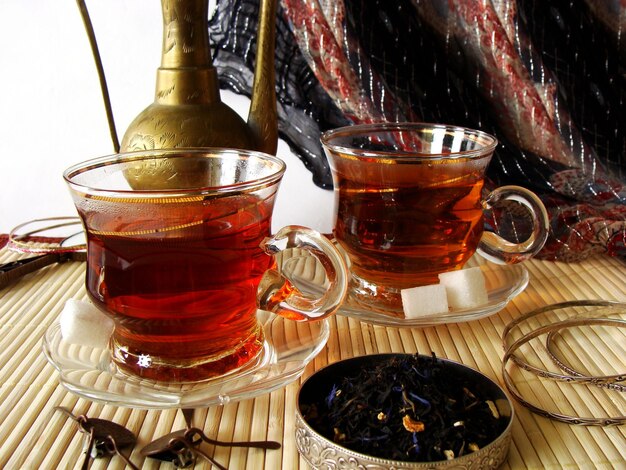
top-left (8, 217), bottom-right (85, 254)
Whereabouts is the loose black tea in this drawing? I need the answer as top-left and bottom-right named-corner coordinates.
top-left (301, 354), bottom-right (509, 462)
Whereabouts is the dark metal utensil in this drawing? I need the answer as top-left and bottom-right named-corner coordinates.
top-left (141, 408), bottom-right (280, 469)
top-left (0, 251), bottom-right (86, 289)
top-left (141, 426), bottom-right (281, 469)
top-left (55, 407), bottom-right (138, 469)
top-left (140, 429), bottom-right (203, 469)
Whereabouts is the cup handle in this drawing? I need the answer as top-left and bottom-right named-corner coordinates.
top-left (257, 226), bottom-right (348, 321)
top-left (477, 185), bottom-right (550, 264)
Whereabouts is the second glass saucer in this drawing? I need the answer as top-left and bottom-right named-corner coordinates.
top-left (338, 256), bottom-right (528, 327)
top-left (43, 310), bottom-right (329, 409)
top-left (280, 246), bottom-right (529, 328)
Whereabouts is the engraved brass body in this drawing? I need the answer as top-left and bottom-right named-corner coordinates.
top-left (121, 0), bottom-right (278, 157)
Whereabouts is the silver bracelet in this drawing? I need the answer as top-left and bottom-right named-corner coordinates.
top-left (501, 300), bottom-right (626, 426)
top-left (546, 327), bottom-right (626, 392)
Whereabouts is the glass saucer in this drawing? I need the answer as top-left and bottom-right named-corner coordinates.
top-left (338, 256), bottom-right (528, 327)
top-left (43, 311), bottom-right (329, 409)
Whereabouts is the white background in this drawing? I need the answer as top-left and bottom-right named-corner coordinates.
top-left (0, 0), bottom-right (334, 234)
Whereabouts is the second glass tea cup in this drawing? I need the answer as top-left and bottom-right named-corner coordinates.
top-left (322, 122), bottom-right (549, 311)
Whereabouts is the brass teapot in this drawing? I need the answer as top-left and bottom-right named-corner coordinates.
top-left (122, 0), bottom-right (278, 156)
top-left (78, 0), bottom-right (278, 164)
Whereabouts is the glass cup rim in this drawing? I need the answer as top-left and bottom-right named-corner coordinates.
top-left (63, 147), bottom-right (287, 198)
top-left (321, 122), bottom-right (498, 161)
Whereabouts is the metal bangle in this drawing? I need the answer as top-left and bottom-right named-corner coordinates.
top-left (545, 328), bottom-right (626, 393)
top-left (502, 318), bottom-right (626, 426)
top-left (502, 299), bottom-right (626, 346)
top-left (7, 217), bottom-right (85, 254)
top-left (502, 300), bottom-right (626, 386)
top-left (504, 317), bottom-right (626, 385)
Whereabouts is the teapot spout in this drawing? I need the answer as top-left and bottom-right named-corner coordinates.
top-left (247, 0), bottom-right (278, 155)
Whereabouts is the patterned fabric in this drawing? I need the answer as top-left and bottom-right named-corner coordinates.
top-left (208, 0), bottom-right (626, 261)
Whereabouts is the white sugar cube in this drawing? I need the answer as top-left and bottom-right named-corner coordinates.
top-left (438, 267), bottom-right (488, 310)
top-left (401, 284), bottom-right (449, 318)
top-left (59, 299), bottom-right (114, 349)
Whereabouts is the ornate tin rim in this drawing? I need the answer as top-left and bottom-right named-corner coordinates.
top-left (295, 353), bottom-right (514, 469)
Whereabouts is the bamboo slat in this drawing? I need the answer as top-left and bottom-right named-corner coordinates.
top-left (0, 245), bottom-right (624, 469)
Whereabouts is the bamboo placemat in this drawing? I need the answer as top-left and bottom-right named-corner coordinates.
top-left (0, 244), bottom-right (624, 469)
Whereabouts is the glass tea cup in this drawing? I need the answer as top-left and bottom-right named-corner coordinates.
top-left (64, 148), bottom-right (348, 383)
top-left (321, 122), bottom-right (549, 311)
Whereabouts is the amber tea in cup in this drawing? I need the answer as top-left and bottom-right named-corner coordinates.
top-left (322, 123), bottom-right (548, 311)
top-left (64, 149), bottom-right (347, 382)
